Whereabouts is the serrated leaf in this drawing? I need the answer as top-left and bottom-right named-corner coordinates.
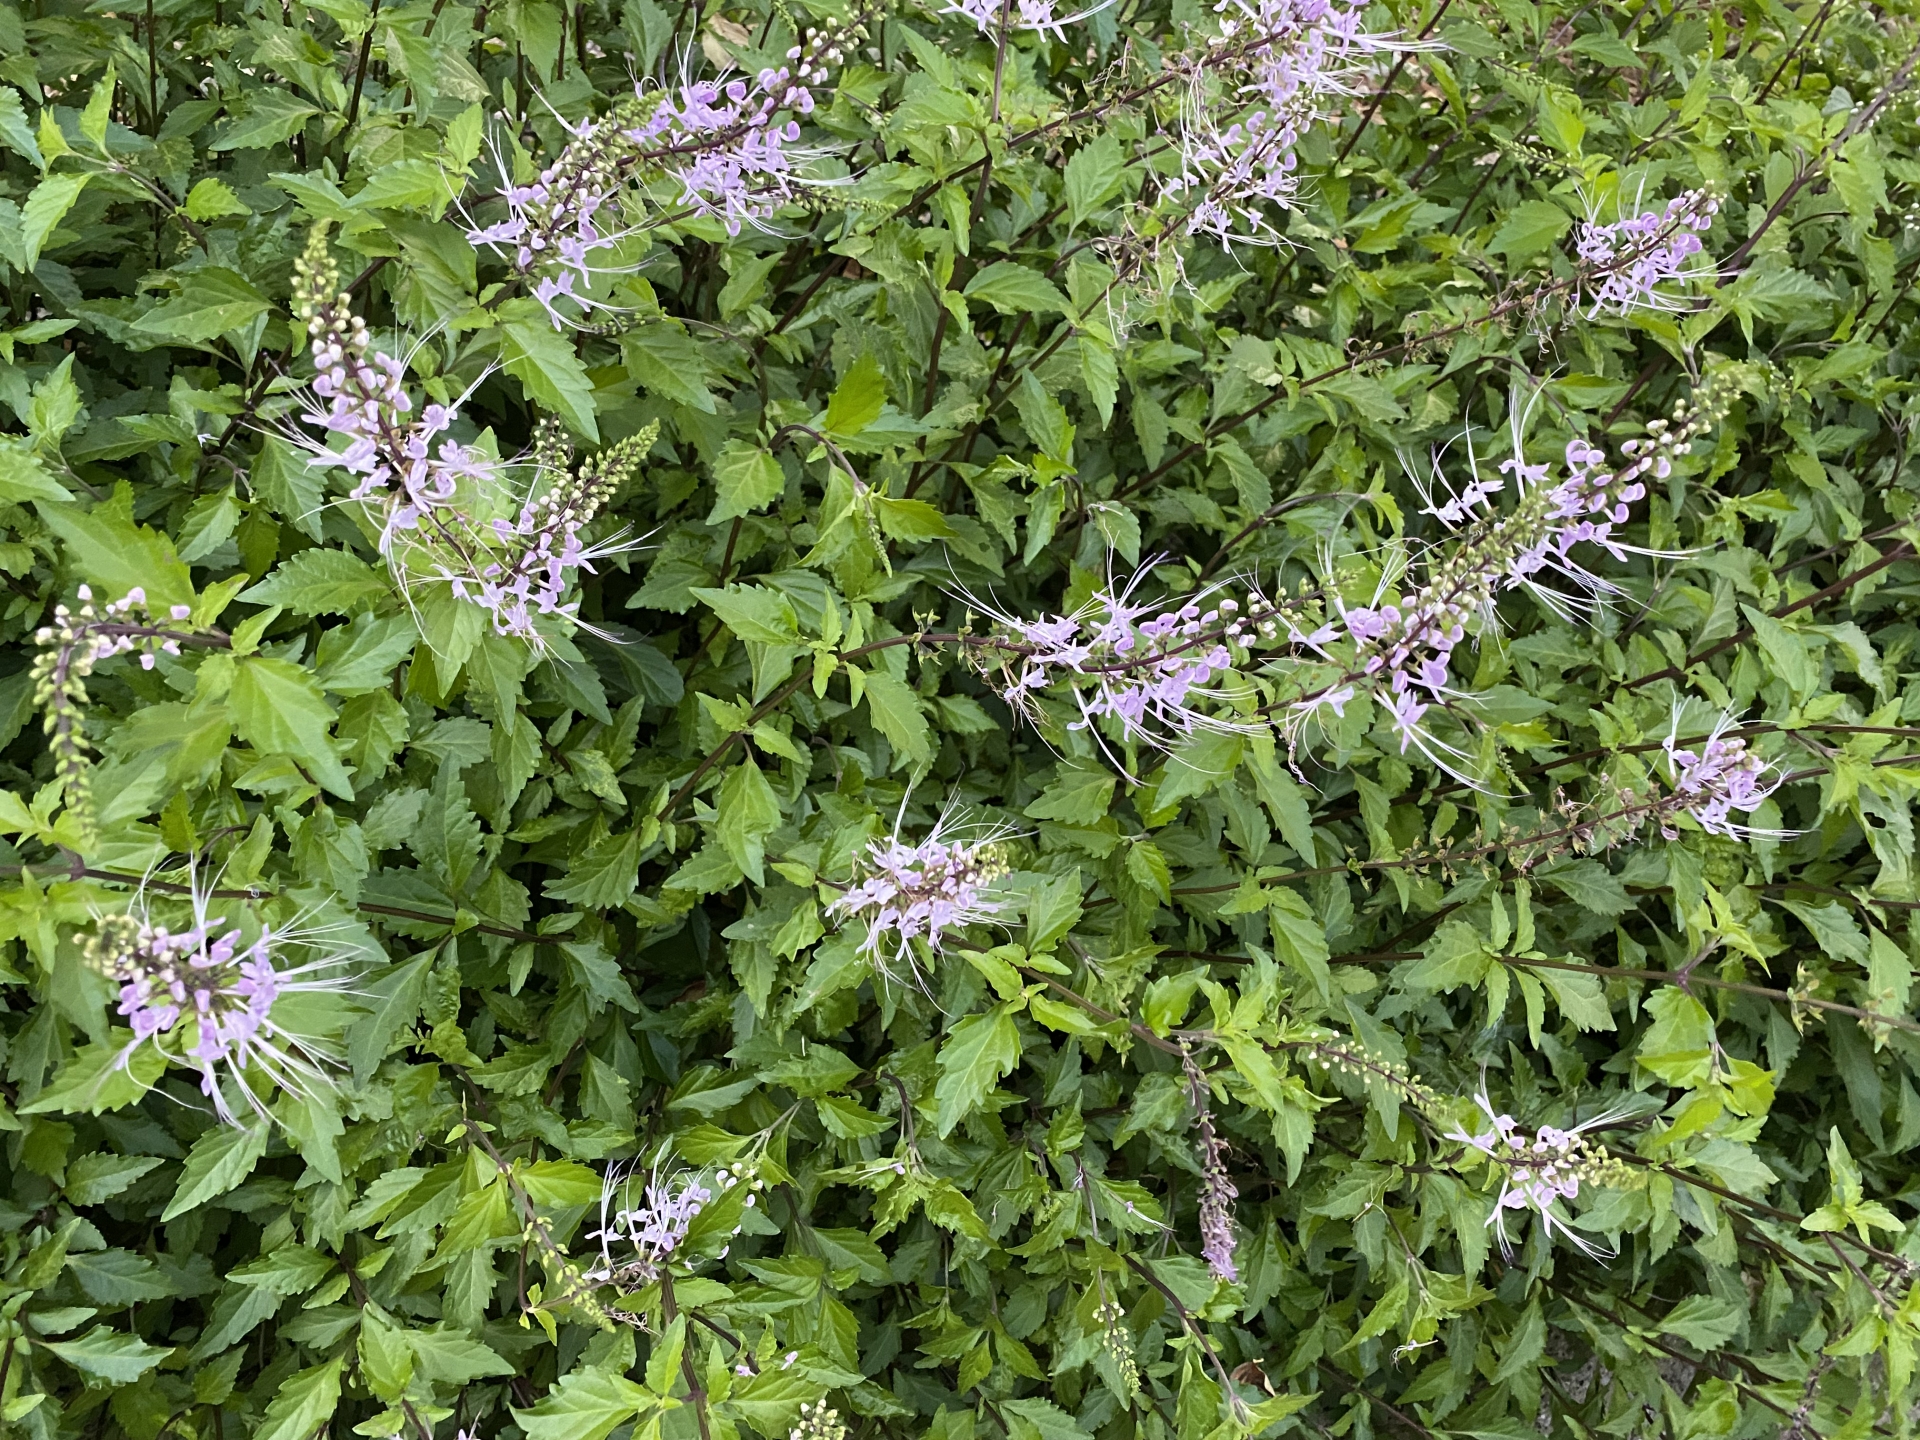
top-left (512, 1367), bottom-right (653, 1440)
top-left (253, 1357), bottom-right (344, 1440)
top-left (241, 549), bottom-right (388, 616)
top-left (965, 262), bottom-right (1068, 315)
top-left (20, 173), bottom-right (87, 272)
top-left (163, 1125), bottom-right (269, 1221)
top-left (130, 269), bottom-right (272, 345)
top-left (42, 1325), bottom-right (169, 1383)
top-left (934, 1004), bottom-right (1021, 1136)
top-left (230, 656), bottom-right (355, 798)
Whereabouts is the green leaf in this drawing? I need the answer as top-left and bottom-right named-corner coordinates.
top-left (39, 500), bottom-right (195, 611)
top-left (1025, 873), bottom-right (1083, 953)
top-left (0, 435), bottom-right (72, 501)
top-left (861, 668), bottom-right (932, 768)
top-left (314, 612), bottom-right (419, 694)
top-left (691, 584), bottom-right (801, 645)
top-left (1268, 888), bottom-right (1332, 1001)
top-left (22, 1036), bottom-right (169, 1115)
top-left (547, 827), bottom-right (644, 908)
top-left (1657, 1295), bottom-right (1743, 1351)
top-left (130, 269), bottom-right (273, 345)
top-left (20, 173), bottom-right (87, 272)
top-left (78, 61), bottom-right (114, 149)
top-left (512, 1367), bottom-right (652, 1440)
top-left (1487, 200), bottom-right (1570, 259)
top-left (935, 1004), bottom-right (1022, 1136)
top-left (1635, 988), bottom-right (1714, 1089)
top-left (242, 549), bottom-right (389, 616)
top-left (716, 761), bottom-right (781, 884)
top-left (410, 1325), bottom-right (513, 1382)
top-left (824, 352), bottom-right (887, 436)
top-left (230, 656), bottom-right (355, 799)
top-left (965, 262), bottom-right (1069, 315)
top-left (1002, 1396), bottom-right (1091, 1440)
top-left (623, 321), bottom-right (718, 413)
top-left (64, 1152), bottom-right (163, 1205)
top-left (163, 1125), bottom-right (270, 1221)
top-left (182, 177), bottom-right (250, 221)
top-left (709, 440), bottom-right (786, 523)
top-left (0, 85), bottom-right (42, 166)
top-left (1537, 858), bottom-right (1632, 915)
top-left (42, 1325), bottom-right (170, 1384)
top-left (1025, 768), bottom-right (1115, 825)
top-left (209, 91), bottom-right (320, 151)
top-left (253, 1358), bottom-right (344, 1440)
top-left (349, 953), bottom-right (433, 1081)
top-left (1064, 133), bottom-right (1125, 228)
top-left (501, 306), bottom-right (600, 440)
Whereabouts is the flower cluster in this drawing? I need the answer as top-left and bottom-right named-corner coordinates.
top-left (1286, 383), bottom-right (1729, 764)
top-left (1093, 1296), bottom-right (1142, 1398)
top-left (946, 0), bottom-right (1093, 40)
top-left (1186, 1057), bottom-right (1241, 1283)
top-left (1575, 189), bottom-right (1720, 317)
top-left (972, 567), bottom-right (1276, 751)
top-left (589, 1161), bottom-right (762, 1289)
top-left (1443, 1090), bottom-right (1636, 1258)
top-left (1170, 0), bottom-right (1410, 243)
top-left (290, 224), bottom-right (497, 550)
top-left (81, 897), bottom-right (346, 1126)
top-left (790, 1402), bottom-right (848, 1440)
top-left (33, 585), bottom-right (211, 842)
top-left (445, 419), bottom-right (655, 643)
top-left (468, 20), bottom-right (865, 326)
top-left (1660, 717), bottom-right (1786, 840)
top-left (827, 810), bottom-right (1013, 978)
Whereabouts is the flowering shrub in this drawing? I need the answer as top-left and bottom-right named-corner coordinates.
top-left (0, 0), bottom-right (1918, 1436)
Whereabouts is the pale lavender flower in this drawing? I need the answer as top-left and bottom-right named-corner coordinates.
top-left (1169, 0), bottom-right (1415, 244)
top-left (1575, 189), bottom-right (1719, 317)
top-left (1286, 386), bottom-right (1727, 766)
top-left (589, 1166), bottom-right (711, 1286)
top-left (439, 421), bottom-right (655, 647)
top-left (1661, 713), bottom-right (1786, 840)
top-left (467, 25), bottom-right (860, 327)
top-left (288, 228), bottom-right (498, 553)
top-left (827, 808), bottom-right (1014, 978)
top-left (36, 586), bottom-right (193, 674)
top-left (945, 0), bottom-right (1113, 39)
top-left (80, 877), bottom-right (353, 1127)
top-left (589, 1159), bottom-right (761, 1288)
top-left (1184, 1056), bottom-right (1239, 1282)
top-left (1443, 1090), bottom-right (1634, 1259)
top-left (971, 564), bottom-right (1266, 750)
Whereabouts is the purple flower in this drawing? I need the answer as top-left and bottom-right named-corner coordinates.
top-left (80, 881), bottom-right (353, 1127)
top-left (945, 0), bottom-right (1108, 41)
top-left (588, 1158), bottom-right (763, 1288)
top-left (438, 421), bottom-right (656, 648)
top-left (465, 24), bottom-right (863, 327)
top-left (1185, 1058), bottom-right (1240, 1282)
top-left (1279, 383), bottom-right (1728, 771)
top-left (1168, 0), bottom-right (1415, 245)
top-left (970, 563), bottom-right (1266, 751)
top-left (827, 808), bottom-right (1014, 980)
top-left (288, 232), bottom-right (498, 554)
top-left (589, 1165), bottom-right (712, 1286)
top-left (1443, 1090), bottom-right (1634, 1259)
top-left (1575, 189), bottom-right (1719, 317)
top-left (1661, 713), bottom-right (1787, 840)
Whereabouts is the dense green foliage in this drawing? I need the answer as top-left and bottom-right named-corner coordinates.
top-left (3, 0), bottom-right (1920, 1436)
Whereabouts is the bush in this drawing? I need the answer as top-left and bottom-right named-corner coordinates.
top-left (0, 0), bottom-right (1916, 1435)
